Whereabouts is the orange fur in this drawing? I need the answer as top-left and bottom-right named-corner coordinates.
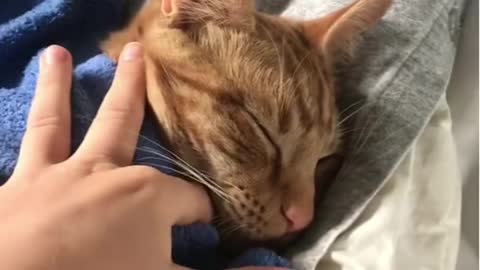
top-left (101, 0), bottom-right (391, 250)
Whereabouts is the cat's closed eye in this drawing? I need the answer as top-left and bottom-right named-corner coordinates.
top-left (315, 154), bottom-right (344, 203)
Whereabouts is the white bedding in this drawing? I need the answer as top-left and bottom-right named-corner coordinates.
top-left (446, 1), bottom-right (478, 268)
top-left (302, 1), bottom-right (478, 268)
top-left (315, 96), bottom-right (462, 270)
top-left (310, 3), bottom-right (478, 269)
top-left (280, 0), bottom-right (469, 269)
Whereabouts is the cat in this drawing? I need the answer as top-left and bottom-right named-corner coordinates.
top-left (101, 0), bottom-right (392, 251)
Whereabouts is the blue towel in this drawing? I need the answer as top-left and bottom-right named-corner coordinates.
top-left (0, 0), bottom-right (290, 269)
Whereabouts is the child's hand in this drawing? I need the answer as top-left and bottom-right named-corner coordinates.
top-left (0, 43), bottom-right (286, 270)
top-left (0, 43), bottom-right (212, 270)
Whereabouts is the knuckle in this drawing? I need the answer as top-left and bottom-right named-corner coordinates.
top-left (68, 154), bottom-right (116, 173)
top-left (126, 166), bottom-right (165, 191)
top-left (27, 114), bottom-right (66, 130)
top-left (95, 106), bottom-right (141, 124)
top-left (98, 106), bottom-right (131, 121)
top-left (130, 165), bottom-right (161, 182)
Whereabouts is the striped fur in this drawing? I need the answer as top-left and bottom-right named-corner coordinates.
top-left (102, 0), bottom-right (391, 249)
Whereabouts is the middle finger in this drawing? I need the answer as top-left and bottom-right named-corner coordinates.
top-left (73, 43), bottom-right (146, 166)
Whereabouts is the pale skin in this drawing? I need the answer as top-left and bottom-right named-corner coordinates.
top-left (0, 43), bottom-right (285, 270)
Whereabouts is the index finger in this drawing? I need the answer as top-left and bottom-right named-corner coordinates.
top-left (16, 46), bottom-right (72, 172)
top-left (73, 42), bottom-right (146, 166)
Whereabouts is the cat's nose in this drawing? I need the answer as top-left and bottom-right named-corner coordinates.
top-left (282, 205), bottom-right (313, 233)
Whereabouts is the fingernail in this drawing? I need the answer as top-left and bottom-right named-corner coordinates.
top-left (44, 45), bottom-right (69, 65)
top-left (121, 42), bottom-right (143, 62)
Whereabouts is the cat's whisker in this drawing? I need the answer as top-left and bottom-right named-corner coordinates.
top-left (138, 140), bottom-right (244, 195)
top-left (339, 134), bottom-right (401, 177)
top-left (218, 181), bottom-right (248, 194)
top-left (139, 159), bottom-right (231, 203)
top-left (136, 149), bottom-right (231, 201)
top-left (338, 121), bottom-right (416, 178)
top-left (137, 153), bottom-right (231, 202)
top-left (351, 112), bottom-right (382, 155)
top-left (137, 160), bottom-right (231, 202)
top-left (211, 215), bottom-right (225, 224)
top-left (138, 135), bottom-right (218, 183)
top-left (232, 224), bottom-right (248, 235)
top-left (222, 223), bottom-right (247, 236)
top-left (215, 218), bottom-right (234, 230)
top-left (351, 111), bottom-right (374, 152)
top-left (213, 216), bottom-right (233, 229)
top-left (339, 99), bottom-right (365, 117)
top-left (141, 146), bottom-right (213, 178)
top-left (139, 149), bottom-right (229, 198)
top-left (353, 120), bottom-right (415, 159)
top-left (339, 127), bottom-right (370, 136)
top-left (137, 136), bottom-right (228, 193)
top-left (137, 161), bottom-right (203, 182)
top-left (120, 132), bottom-right (233, 202)
top-left (337, 102), bottom-right (368, 127)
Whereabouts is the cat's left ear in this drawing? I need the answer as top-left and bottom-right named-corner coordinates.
top-left (101, 23), bottom-right (140, 62)
top-left (163, 0), bottom-right (256, 30)
top-left (299, 0), bottom-right (392, 65)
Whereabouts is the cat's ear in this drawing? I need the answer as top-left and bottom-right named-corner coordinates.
top-left (163, 0), bottom-right (256, 30)
top-left (101, 22), bottom-right (141, 62)
top-left (300, 0), bottom-right (391, 64)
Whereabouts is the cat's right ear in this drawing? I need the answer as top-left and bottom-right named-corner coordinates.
top-left (299, 0), bottom-right (391, 66)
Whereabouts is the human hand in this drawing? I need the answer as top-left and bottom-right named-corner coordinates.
top-left (0, 43), bottom-right (214, 270)
top-left (0, 43), bottom-right (287, 270)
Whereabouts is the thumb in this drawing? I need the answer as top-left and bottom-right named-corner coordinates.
top-left (154, 173), bottom-right (214, 225)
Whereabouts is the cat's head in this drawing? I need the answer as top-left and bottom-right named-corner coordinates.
top-left (102, 0), bottom-right (391, 250)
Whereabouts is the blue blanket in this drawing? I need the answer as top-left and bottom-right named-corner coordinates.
top-left (0, 0), bottom-right (289, 269)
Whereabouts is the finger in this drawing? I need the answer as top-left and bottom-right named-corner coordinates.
top-left (74, 42), bottom-right (146, 166)
top-left (117, 166), bottom-right (213, 225)
top-left (87, 165), bottom-right (213, 224)
top-left (164, 179), bottom-right (214, 226)
top-left (16, 45), bottom-right (72, 171)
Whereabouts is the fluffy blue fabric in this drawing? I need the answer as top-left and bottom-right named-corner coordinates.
top-left (0, 1), bottom-right (290, 269)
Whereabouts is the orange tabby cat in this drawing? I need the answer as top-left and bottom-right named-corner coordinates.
top-left (102, 0), bottom-right (391, 249)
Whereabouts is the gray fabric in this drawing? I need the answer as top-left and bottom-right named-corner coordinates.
top-left (275, 0), bottom-right (469, 269)
top-left (256, 0), bottom-right (291, 13)
top-left (125, 0), bottom-right (468, 268)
